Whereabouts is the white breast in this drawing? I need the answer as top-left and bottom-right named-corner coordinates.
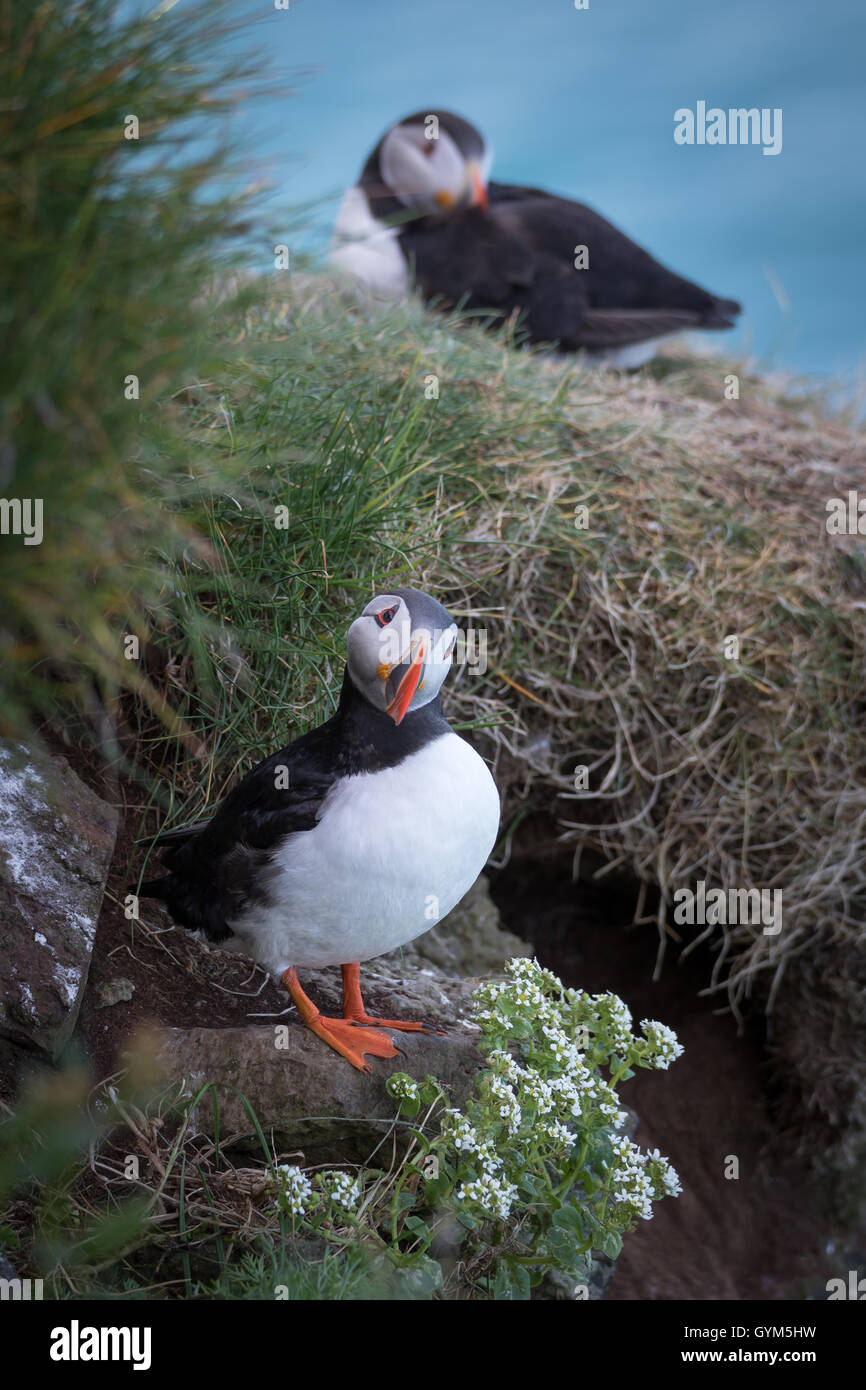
top-left (228, 731), bottom-right (500, 974)
top-left (329, 185), bottom-right (410, 301)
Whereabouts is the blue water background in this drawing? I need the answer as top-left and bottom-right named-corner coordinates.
top-left (217, 0), bottom-right (866, 388)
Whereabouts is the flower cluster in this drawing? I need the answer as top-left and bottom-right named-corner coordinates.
top-left (544, 1120), bottom-right (575, 1149)
top-left (275, 1163), bottom-right (313, 1217)
top-left (593, 992), bottom-right (635, 1053)
top-left (639, 1019), bottom-right (685, 1070)
top-left (387, 1074), bottom-right (419, 1102)
top-left (455, 1170), bottom-right (518, 1221)
top-left (441, 1110), bottom-right (481, 1154)
top-left (487, 1075), bottom-right (522, 1135)
top-left (274, 1163), bottom-right (364, 1221)
top-left (388, 956), bottom-right (683, 1289)
top-left (609, 1136), bottom-right (682, 1221)
top-left (316, 1169), bottom-right (362, 1211)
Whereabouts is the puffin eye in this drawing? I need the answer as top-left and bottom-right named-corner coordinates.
top-left (420, 142), bottom-right (435, 158)
top-left (374, 605), bottom-right (399, 628)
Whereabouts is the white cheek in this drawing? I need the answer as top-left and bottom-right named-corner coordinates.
top-left (413, 658), bottom-right (451, 707)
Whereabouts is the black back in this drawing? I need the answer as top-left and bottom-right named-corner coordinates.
top-left (389, 181), bottom-right (739, 350)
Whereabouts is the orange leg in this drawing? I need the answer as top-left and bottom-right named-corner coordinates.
top-left (341, 963), bottom-right (443, 1034)
top-left (281, 967), bottom-right (400, 1074)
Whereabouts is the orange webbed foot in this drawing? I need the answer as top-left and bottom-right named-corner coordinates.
top-left (282, 966), bottom-right (403, 1073)
top-left (307, 1014), bottom-right (402, 1074)
top-left (340, 963), bottom-right (444, 1036)
top-left (344, 1010), bottom-right (444, 1035)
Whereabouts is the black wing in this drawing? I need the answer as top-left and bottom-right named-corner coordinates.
top-left (140, 720), bottom-right (341, 943)
top-left (489, 183), bottom-right (740, 346)
top-left (400, 183), bottom-right (739, 351)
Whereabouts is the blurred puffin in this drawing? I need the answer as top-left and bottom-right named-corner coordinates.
top-left (331, 109), bottom-right (740, 366)
top-left (140, 588), bottom-right (500, 1072)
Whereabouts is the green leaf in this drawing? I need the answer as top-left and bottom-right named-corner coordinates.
top-left (492, 1260), bottom-right (531, 1300)
top-left (552, 1204), bottom-right (584, 1235)
top-left (602, 1230), bottom-right (623, 1260)
top-left (546, 1226), bottom-right (578, 1262)
top-left (424, 1176), bottom-right (448, 1205)
top-left (403, 1215), bottom-right (430, 1238)
top-left (391, 1255), bottom-right (443, 1298)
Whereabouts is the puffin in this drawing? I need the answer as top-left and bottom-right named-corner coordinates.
top-left (139, 587), bottom-right (501, 1072)
top-left (330, 109), bottom-right (741, 367)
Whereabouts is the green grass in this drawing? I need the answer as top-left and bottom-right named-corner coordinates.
top-left (0, 0), bottom-right (276, 734)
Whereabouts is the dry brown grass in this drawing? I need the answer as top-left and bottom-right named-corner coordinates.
top-left (394, 335), bottom-right (866, 1021)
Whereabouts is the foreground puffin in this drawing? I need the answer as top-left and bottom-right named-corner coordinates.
top-left (140, 588), bottom-right (500, 1071)
top-left (331, 109), bottom-right (741, 366)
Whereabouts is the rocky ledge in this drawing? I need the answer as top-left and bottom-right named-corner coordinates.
top-left (151, 876), bottom-right (531, 1166)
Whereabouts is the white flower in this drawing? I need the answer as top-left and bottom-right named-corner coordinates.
top-left (488, 1076), bottom-right (522, 1134)
top-left (656, 1159), bottom-right (683, 1197)
top-left (276, 1164), bottom-right (313, 1217)
top-left (506, 956), bottom-right (537, 980)
top-left (640, 1019), bottom-right (684, 1069)
top-left (476, 1141), bottom-right (503, 1171)
top-left (607, 1136), bottom-right (680, 1220)
top-left (316, 1170), bottom-right (361, 1211)
top-left (456, 1170), bottom-right (518, 1221)
top-left (442, 1110), bottom-right (481, 1154)
top-left (544, 1121), bottom-right (574, 1148)
top-left (487, 1048), bottom-right (524, 1084)
top-left (518, 1070), bottom-right (556, 1115)
top-left (388, 1075), bottom-right (419, 1101)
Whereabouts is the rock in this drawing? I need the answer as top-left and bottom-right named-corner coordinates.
top-left (150, 879), bottom-right (533, 1167)
top-left (151, 955), bottom-right (484, 1167)
top-left (0, 741), bottom-right (118, 1057)
top-left (95, 977), bottom-right (135, 1010)
top-left (402, 874), bottom-right (531, 977)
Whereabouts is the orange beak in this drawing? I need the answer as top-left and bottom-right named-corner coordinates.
top-left (385, 643), bottom-right (426, 725)
top-left (469, 164), bottom-right (488, 212)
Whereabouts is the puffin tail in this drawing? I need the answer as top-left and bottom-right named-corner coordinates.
top-left (154, 818), bottom-right (211, 850)
top-left (136, 870), bottom-right (234, 944)
top-left (138, 877), bottom-right (168, 899)
top-left (702, 297), bottom-right (741, 329)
